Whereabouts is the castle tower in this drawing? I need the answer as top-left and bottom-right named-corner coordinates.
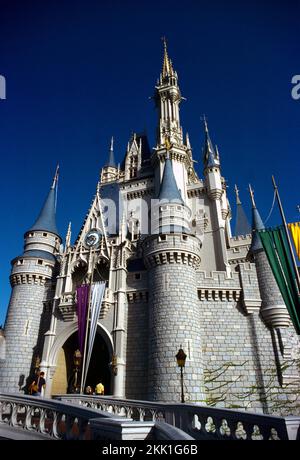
top-left (152, 39), bottom-right (195, 200)
top-left (143, 154), bottom-right (205, 402)
top-left (248, 185), bottom-right (290, 329)
top-left (203, 119), bottom-right (230, 272)
top-left (0, 168), bottom-right (61, 393)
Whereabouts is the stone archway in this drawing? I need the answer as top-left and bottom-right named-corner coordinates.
top-left (50, 323), bottom-right (114, 396)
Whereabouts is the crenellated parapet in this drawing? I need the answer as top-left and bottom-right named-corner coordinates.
top-left (196, 270), bottom-right (241, 302)
top-left (143, 233), bottom-right (201, 269)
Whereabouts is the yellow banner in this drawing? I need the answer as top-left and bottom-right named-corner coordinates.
top-left (288, 222), bottom-right (300, 260)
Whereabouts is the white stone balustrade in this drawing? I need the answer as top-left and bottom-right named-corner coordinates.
top-left (54, 394), bottom-right (300, 441)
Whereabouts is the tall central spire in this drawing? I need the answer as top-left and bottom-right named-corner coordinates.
top-left (154, 38), bottom-right (183, 148)
top-left (162, 37), bottom-right (174, 78)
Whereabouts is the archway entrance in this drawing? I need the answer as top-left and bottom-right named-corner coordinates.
top-left (51, 330), bottom-right (112, 395)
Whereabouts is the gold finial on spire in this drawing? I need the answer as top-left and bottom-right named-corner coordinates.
top-left (161, 36), bottom-right (173, 77)
top-left (249, 184), bottom-right (256, 208)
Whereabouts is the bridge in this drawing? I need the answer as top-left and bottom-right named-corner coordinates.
top-left (0, 393), bottom-right (299, 440)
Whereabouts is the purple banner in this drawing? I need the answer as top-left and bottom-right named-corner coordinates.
top-left (76, 284), bottom-right (90, 354)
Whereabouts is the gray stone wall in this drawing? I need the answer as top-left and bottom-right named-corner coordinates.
top-left (125, 298), bottom-right (149, 399)
top-left (0, 282), bottom-right (51, 393)
top-left (199, 297), bottom-right (300, 415)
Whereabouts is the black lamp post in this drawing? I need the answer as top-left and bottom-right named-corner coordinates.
top-left (176, 347), bottom-right (187, 403)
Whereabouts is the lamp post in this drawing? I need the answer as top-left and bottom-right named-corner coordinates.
top-left (176, 347), bottom-right (187, 403)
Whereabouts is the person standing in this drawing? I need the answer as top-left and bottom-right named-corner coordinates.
top-left (95, 381), bottom-right (104, 395)
top-left (30, 371), bottom-right (46, 396)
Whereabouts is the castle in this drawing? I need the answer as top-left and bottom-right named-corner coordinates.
top-left (0, 42), bottom-right (299, 415)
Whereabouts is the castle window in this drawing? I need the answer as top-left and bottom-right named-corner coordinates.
top-left (182, 235), bottom-right (188, 241)
top-left (17, 259), bottom-right (24, 265)
top-left (159, 235), bottom-right (167, 242)
top-left (135, 273), bottom-right (141, 280)
top-left (37, 260), bottom-right (43, 265)
top-left (28, 232), bottom-right (34, 237)
top-left (43, 233), bottom-right (48, 237)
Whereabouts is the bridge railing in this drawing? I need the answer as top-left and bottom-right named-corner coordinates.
top-left (54, 394), bottom-right (300, 440)
top-left (0, 393), bottom-right (191, 440)
top-left (0, 393), bottom-right (118, 439)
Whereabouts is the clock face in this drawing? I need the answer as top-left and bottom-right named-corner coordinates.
top-left (84, 229), bottom-right (102, 248)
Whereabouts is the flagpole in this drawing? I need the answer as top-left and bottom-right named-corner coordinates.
top-left (79, 250), bottom-right (95, 394)
top-left (272, 175), bottom-right (300, 293)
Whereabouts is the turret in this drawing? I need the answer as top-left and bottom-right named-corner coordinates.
top-left (0, 167), bottom-right (61, 393)
top-left (248, 185), bottom-right (290, 328)
top-left (202, 119), bottom-right (229, 272)
top-left (203, 118), bottom-right (222, 200)
top-left (100, 137), bottom-right (118, 184)
top-left (143, 143), bottom-right (204, 402)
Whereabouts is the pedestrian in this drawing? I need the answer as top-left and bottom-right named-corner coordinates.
top-left (95, 381), bottom-right (104, 395)
top-left (85, 385), bottom-right (93, 395)
top-left (29, 371), bottom-right (46, 396)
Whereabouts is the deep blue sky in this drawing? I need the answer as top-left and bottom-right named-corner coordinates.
top-left (0, 0), bottom-right (299, 324)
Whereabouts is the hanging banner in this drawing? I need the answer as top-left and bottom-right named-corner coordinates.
top-left (288, 222), bottom-right (300, 261)
top-left (258, 226), bottom-right (300, 334)
top-left (83, 281), bottom-right (106, 390)
top-left (76, 284), bottom-right (90, 355)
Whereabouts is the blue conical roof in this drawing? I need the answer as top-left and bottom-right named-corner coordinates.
top-left (28, 183), bottom-right (59, 236)
top-left (250, 206), bottom-right (265, 252)
top-left (158, 157), bottom-right (183, 204)
top-left (105, 137), bottom-right (116, 168)
top-left (203, 121), bottom-right (220, 169)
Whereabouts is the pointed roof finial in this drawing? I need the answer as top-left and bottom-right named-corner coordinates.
top-left (65, 221), bottom-right (72, 249)
top-left (52, 164), bottom-right (59, 189)
top-left (202, 116), bottom-right (219, 168)
top-left (249, 184), bottom-right (256, 208)
top-left (235, 184), bottom-right (241, 205)
top-left (248, 184), bottom-right (265, 252)
top-left (161, 36), bottom-right (174, 78)
top-left (186, 132), bottom-right (191, 150)
top-left (203, 114), bottom-right (209, 133)
top-left (105, 136), bottom-right (116, 168)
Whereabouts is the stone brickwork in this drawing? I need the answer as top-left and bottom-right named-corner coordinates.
top-left (0, 280), bottom-right (52, 392)
top-left (254, 250), bottom-right (290, 328)
top-left (199, 297), bottom-right (299, 415)
top-left (144, 234), bottom-right (205, 402)
top-left (125, 298), bottom-right (149, 399)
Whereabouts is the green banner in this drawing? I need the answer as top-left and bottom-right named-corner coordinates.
top-left (258, 226), bottom-right (300, 334)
